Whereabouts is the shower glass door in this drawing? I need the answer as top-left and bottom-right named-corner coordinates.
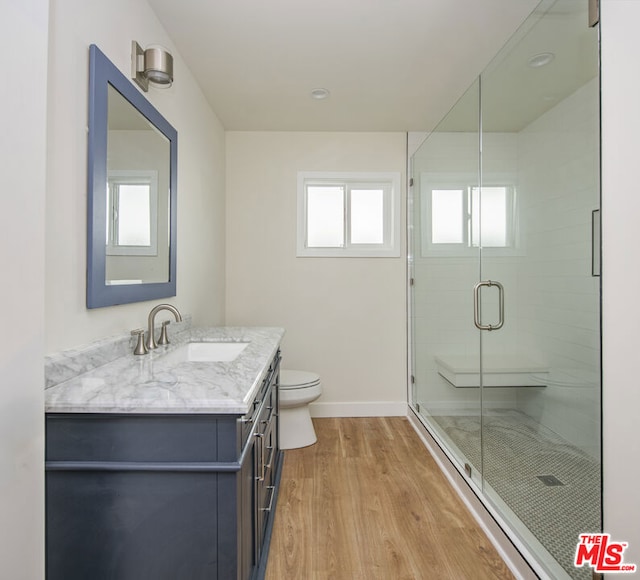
top-left (479, 0), bottom-right (600, 576)
top-left (410, 78), bottom-right (483, 488)
top-left (410, 1), bottom-right (600, 578)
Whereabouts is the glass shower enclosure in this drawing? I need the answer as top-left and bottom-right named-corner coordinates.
top-left (409, 1), bottom-right (600, 578)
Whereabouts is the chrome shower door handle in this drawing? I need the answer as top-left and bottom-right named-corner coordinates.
top-left (473, 280), bottom-right (504, 331)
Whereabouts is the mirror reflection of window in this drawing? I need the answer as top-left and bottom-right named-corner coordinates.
top-left (106, 171), bottom-right (158, 256)
top-left (114, 184), bottom-right (151, 246)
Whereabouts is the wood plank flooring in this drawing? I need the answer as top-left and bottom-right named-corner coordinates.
top-left (266, 417), bottom-right (514, 580)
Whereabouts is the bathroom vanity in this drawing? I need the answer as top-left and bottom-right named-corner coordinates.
top-left (45, 327), bottom-right (284, 580)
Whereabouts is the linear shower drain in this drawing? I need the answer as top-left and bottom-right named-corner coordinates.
top-left (536, 474), bottom-right (565, 486)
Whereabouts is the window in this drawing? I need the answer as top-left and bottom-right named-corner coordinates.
top-left (420, 175), bottom-right (518, 256)
top-left (106, 170), bottom-right (159, 256)
top-left (297, 172), bottom-right (401, 257)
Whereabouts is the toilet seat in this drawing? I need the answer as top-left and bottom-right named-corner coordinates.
top-left (279, 370), bottom-right (320, 390)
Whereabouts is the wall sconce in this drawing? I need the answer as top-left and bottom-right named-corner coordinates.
top-left (131, 41), bottom-right (173, 92)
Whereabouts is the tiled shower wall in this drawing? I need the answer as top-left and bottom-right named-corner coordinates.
top-left (413, 77), bottom-right (600, 456)
top-left (515, 78), bottom-right (600, 457)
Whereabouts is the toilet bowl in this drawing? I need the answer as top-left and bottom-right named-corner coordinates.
top-left (278, 370), bottom-right (322, 449)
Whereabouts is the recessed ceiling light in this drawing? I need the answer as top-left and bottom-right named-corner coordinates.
top-left (528, 52), bottom-right (555, 68)
top-left (310, 88), bottom-right (330, 100)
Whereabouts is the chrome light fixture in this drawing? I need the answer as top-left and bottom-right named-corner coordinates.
top-left (131, 41), bottom-right (173, 92)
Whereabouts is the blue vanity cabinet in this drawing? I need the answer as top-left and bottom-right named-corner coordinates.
top-left (45, 353), bottom-right (282, 580)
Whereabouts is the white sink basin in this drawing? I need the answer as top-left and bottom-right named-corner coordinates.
top-left (161, 341), bottom-right (250, 363)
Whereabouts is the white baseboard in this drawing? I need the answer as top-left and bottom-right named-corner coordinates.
top-left (309, 401), bottom-right (408, 418)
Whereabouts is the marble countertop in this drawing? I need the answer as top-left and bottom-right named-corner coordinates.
top-left (45, 327), bottom-right (284, 414)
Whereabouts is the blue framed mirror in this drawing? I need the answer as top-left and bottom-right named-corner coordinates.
top-left (87, 44), bottom-right (177, 308)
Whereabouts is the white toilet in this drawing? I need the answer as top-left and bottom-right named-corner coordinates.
top-left (278, 370), bottom-right (322, 449)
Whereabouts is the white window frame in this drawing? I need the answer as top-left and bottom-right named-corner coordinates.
top-left (106, 170), bottom-right (159, 257)
top-left (297, 171), bottom-right (401, 257)
top-left (419, 172), bottom-right (520, 258)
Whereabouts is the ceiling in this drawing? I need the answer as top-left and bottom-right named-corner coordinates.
top-left (436, 0), bottom-right (598, 132)
top-left (146, 0), bottom-right (543, 132)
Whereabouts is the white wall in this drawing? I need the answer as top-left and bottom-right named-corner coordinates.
top-left (225, 132), bottom-right (407, 416)
top-left (46, 0), bottom-right (226, 354)
top-left (0, 1), bottom-right (48, 577)
top-left (601, 0), bottom-right (640, 568)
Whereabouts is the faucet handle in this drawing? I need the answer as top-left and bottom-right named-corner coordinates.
top-left (158, 320), bottom-right (171, 346)
top-left (131, 329), bottom-right (149, 355)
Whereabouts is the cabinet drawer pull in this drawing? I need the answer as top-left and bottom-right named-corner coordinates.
top-left (264, 444), bottom-right (274, 472)
top-left (254, 432), bottom-right (265, 482)
top-left (261, 485), bottom-right (276, 512)
top-left (261, 406), bottom-right (275, 426)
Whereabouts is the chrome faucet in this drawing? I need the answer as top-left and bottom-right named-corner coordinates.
top-left (147, 303), bottom-right (183, 350)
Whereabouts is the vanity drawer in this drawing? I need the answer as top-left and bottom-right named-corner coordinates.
top-left (46, 414), bottom-right (226, 463)
top-left (241, 401), bottom-right (260, 447)
top-left (241, 351), bottom-right (280, 447)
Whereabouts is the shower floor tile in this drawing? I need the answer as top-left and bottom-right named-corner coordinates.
top-left (431, 410), bottom-right (600, 580)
